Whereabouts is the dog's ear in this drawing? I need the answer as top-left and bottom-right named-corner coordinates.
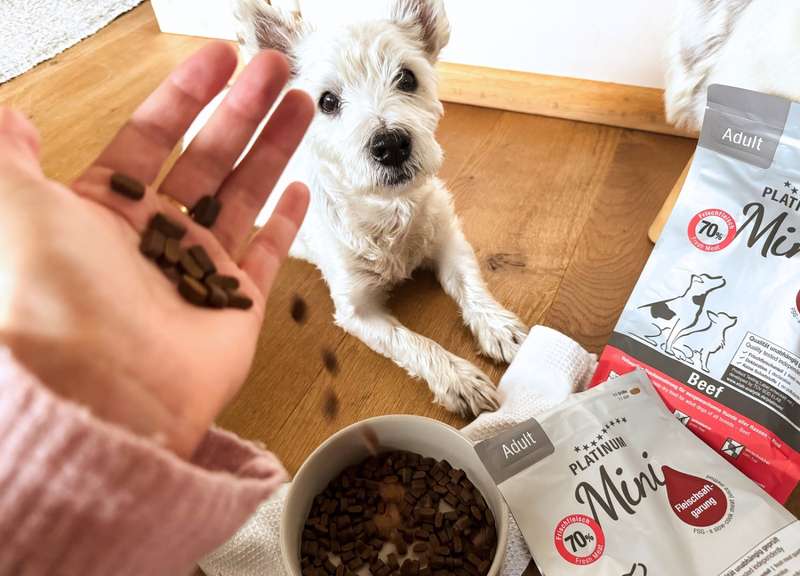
top-left (234, 0), bottom-right (305, 68)
top-left (707, 311), bottom-right (719, 321)
top-left (391, 0), bottom-right (450, 61)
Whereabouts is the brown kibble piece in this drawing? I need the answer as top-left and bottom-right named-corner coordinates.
top-left (148, 213), bottom-right (186, 239)
top-left (418, 507), bottom-right (436, 521)
top-left (392, 532), bottom-right (408, 555)
top-left (110, 172), bottom-right (145, 201)
top-left (291, 294), bottom-right (308, 323)
top-left (140, 228), bottom-right (166, 260)
top-left (322, 348), bottom-right (339, 375)
top-left (323, 388), bottom-right (339, 420)
top-left (227, 291), bottom-right (254, 310)
top-left (187, 245), bottom-right (216, 276)
top-left (454, 516), bottom-right (470, 532)
top-left (160, 237), bottom-right (181, 267)
top-left (178, 275), bottom-right (208, 306)
top-left (190, 195), bottom-right (222, 228)
top-left (206, 273), bottom-right (239, 291)
top-left (207, 283), bottom-right (229, 309)
top-left (179, 250), bottom-right (204, 279)
top-left (161, 266), bottom-right (181, 284)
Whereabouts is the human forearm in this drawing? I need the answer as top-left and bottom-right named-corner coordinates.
top-left (0, 347), bottom-right (286, 576)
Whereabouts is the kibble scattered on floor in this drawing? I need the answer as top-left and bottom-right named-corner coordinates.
top-left (301, 451), bottom-right (497, 576)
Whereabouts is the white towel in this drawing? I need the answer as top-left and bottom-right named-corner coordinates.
top-left (199, 325), bottom-right (597, 576)
top-left (0, 0), bottom-right (145, 83)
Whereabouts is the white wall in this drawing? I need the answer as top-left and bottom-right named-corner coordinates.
top-left (442, 1), bottom-right (673, 89)
top-left (153, 0), bottom-right (675, 89)
top-left (299, 0), bottom-right (674, 89)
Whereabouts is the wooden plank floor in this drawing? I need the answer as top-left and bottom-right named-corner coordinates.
top-left (0, 1), bottom-right (696, 469)
top-left (32, 0), bottom-right (800, 549)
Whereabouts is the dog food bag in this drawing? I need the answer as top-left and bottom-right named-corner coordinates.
top-left (591, 84), bottom-right (800, 503)
top-left (475, 371), bottom-right (800, 575)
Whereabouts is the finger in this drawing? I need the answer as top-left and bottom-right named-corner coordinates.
top-left (79, 42), bottom-right (237, 186)
top-left (0, 108), bottom-right (42, 174)
top-left (213, 89), bottom-right (314, 255)
top-left (160, 50), bottom-right (290, 207)
top-left (239, 182), bottom-right (309, 298)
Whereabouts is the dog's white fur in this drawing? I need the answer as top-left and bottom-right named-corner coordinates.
top-left (231, 0), bottom-right (527, 415)
top-left (666, 0), bottom-right (800, 129)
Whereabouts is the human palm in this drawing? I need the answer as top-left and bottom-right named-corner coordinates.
top-left (0, 43), bottom-right (314, 457)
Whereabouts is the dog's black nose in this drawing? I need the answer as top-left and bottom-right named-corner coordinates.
top-left (370, 130), bottom-right (412, 167)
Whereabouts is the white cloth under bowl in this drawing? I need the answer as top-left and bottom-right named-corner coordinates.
top-left (199, 325), bottom-right (598, 576)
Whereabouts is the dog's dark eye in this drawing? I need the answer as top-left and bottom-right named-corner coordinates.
top-left (396, 68), bottom-right (417, 93)
top-left (319, 92), bottom-right (341, 115)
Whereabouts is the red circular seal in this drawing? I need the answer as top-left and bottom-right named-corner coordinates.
top-left (687, 209), bottom-right (737, 252)
top-left (554, 514), bottom-right (606, 565)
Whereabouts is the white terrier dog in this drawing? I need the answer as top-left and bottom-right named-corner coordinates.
top-left (232, 0), bottom-right (527, 416)
top-left (666, 0), bottom-right (800, 129)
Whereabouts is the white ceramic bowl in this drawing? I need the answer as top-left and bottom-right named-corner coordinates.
top-left (281, 415), bottom-right (509, 576)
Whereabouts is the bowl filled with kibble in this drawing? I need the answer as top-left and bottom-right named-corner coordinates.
top-left (282, 415), bottom-right (509, 576)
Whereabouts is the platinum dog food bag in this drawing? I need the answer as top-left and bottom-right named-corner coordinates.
top-left (592, 85), bottom-right (800, 503)
top-left (475, 371), bottom-right (800, 575)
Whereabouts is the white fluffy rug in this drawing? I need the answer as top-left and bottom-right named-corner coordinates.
top-left (0, 0), bottom-right (145, 83)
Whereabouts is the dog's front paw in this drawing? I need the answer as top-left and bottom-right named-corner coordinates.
top-left (432, 354), bottom-right (500, 417)
top-left (470, 308), bottom-right (528, 364)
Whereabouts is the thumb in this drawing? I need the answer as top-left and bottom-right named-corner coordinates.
top-left (0, 108), bottom-right (42, 174)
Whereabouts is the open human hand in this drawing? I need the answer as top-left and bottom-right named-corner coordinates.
top-left (0, 42), bottom-right (314, 458)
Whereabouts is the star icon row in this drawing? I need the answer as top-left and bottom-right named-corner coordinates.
top-left (573, 417), bottom-right (628, 452)
top-left (601, 417), bottom-right (627, 434)
top-left (784, 181), bottom-right (798, 194)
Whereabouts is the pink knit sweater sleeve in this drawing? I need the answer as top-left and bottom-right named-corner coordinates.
top-left (0, 347), bottom-right (287, 576)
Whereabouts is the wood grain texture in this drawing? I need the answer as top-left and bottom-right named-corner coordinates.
top-left (437, 62), bottom-right (699, 139)
top-left (0, 2), bottom-right (208, 184)
top-left (544, 130), bottom-right (697, 352)
top-left (3, 6), bottom-right (793, 571)
top-left (648, 154), bottom-right (693, 243)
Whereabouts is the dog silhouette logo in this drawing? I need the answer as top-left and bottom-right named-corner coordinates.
top-left (674, 311), bottom-right (738, 371)
top-left (637, 273), bottom-right (727, 357)
top-left (622, 563), bottom-right (647, 576)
